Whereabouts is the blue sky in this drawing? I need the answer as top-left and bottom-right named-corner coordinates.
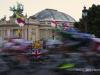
top-left (0, 0), bottom-right (100, 21)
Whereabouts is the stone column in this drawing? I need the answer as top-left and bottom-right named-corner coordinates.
top-left (7, 28), bottom-right (11, 37)
top-left (0, 28), bottom-right (3, 39)
top-left (24, 26), bottom-right (28, 40)
top-left (28, 25), bottom-right (33, 41)
top-left (21, 27), bottom-right (25, 39)
top-left (35, 26), bottom-right (40, 41)
top-left (10, 28), bottom-right (14, 38)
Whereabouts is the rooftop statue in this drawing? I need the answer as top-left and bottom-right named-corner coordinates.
top-left (10, 2), bottom-right (24, 18)
top-left (0, 16), bottom-right (6, 21)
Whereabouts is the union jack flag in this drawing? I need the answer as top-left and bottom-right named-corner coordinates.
top-left (15, 13), bottom-right (25, 27)
top-left (32, 49), bottom-right (41, 59)
top-left (62, 22), bottom-right (70, 30)
top-left (51, 19), bottom-right (57, 28)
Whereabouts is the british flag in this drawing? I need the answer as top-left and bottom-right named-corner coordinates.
top-left (62, 22), bottom-right (70, 30)
top-left (32, 49), bottom-right (41, 59)
top-left (51, 19), bottom-right (57, 27)
top-left (15, 13), bottom-right (25, 27)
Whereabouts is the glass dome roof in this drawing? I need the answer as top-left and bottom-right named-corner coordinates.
top-left (30, 9), bottom-right (76, 22)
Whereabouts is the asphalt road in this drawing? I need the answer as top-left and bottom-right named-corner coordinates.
top-left (0, 53), bottom-right (100, 75)
top-left (0, 54), bottom-right (63, 75)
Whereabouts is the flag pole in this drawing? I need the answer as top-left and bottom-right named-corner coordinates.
top-left (20, 26), bottom-right (22, 38)
top-left (51, 18), bottom-right (57, 40)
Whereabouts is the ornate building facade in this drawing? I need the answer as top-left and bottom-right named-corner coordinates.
top-left (0, 17), bottom-right (53, 41)
top-left (0, 9), bottom-right (76, 41)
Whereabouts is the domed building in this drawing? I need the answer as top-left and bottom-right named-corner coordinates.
top-left (31, 9), bottom-right (75, 22)
top-left (0, 9), bottom-right (76, 41)
top-left (30, 9), bottom-right (76, 26)
top-left (29, 9), bottom-right (76, 40)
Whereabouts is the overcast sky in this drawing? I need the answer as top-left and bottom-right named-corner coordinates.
top-left (0, 0), bottom-right (100, 21)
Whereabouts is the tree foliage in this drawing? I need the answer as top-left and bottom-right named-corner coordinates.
top-left (74, 4), bottom-right (100, 37)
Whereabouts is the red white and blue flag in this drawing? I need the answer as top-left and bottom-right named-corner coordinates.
top-left (51, 19), bottom-right (57, 27)
top-left (15, 13), bottom-right (25, 27)
top-left (62, 22), bottom-right (70, 30)
top-left (32, 49), bottom-right (41, 59)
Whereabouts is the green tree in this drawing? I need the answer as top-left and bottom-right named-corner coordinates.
top-left (74, 4), bottom-right (100, 37)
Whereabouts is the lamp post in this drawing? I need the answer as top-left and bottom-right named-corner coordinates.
top-left (52, 29), bottom-right (55, 40)
top-left (51, 19), bottom-right (57, 40)
top-left (27, 18), bottom-right (29, 40)
top-left (82, 6), bottom-right (88, 32)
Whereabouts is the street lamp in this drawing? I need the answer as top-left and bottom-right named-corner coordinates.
top-left (52, 29), bottom-right (55, 40)
top-left (82, 6), bottom-right (88, 32)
